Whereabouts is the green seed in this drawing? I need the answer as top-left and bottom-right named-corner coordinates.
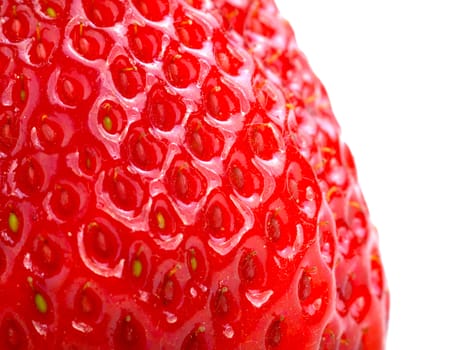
top-left (8, 212), bottom-right (19, 233)
top-left (35, 293), bottom-right (48, 314)
top-left (103, 115), bottom-right (113, 132)
top-left (132, 259), bottom-right (143, 278)
top-left (46, 7), bottom-right (57, 18)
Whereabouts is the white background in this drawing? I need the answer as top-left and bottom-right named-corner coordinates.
top-left (275, 1), bottom-right (467, 349)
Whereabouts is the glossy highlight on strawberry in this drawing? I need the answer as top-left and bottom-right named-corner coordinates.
top-left (0, 0), bottom-right (389, 349)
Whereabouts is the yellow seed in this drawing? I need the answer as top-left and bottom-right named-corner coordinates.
top-left (168, 264), bottom-right (181, 277)
top-left (190, 255), bottom-right (198, 272)
top-left (103, 115), bottom-right (113, 132)
top-left (180, 19), bottom-right (193, 26)
top-left (85, 156), bottom-right (92, 170)
top-left (35, 293), bottom-right (48, 314)
top-left (305, 95), bottom-right (316, 104)
top-left (46, 7), bottom-right (57, 18)
top-left (8, 212), bottom-right (19, 233)
top-left (156, 212), bottom-right (166, 230)
top-left (36, 23), bottom-right (41, 40)
top-left (132, 259), bottom-right (143, 278)
top-left (321, 146), bottom-right (336, 155)
top-left (340, 337), bottom-right (350, 346)
top-left (20, 89), bottom-right (26, 102)
top-left (226, 9), bottom-right (239, 20)
top-left (326, 186), bottom-right (339, 202)
top-left (313, 160), bottom-right (326, 171)
top-left (266, 50), bottom-right (281, 64)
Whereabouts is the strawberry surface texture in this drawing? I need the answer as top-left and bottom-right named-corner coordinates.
top-left (0, 0), bottom-right (389, 349)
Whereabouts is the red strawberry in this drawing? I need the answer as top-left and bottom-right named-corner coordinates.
top-left (0, 0), bottom-right (389, 349)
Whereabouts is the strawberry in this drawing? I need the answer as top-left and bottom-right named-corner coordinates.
top-left (0, 0), bottom-right (389, 349)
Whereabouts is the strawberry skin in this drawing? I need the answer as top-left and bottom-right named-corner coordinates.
top-left (0, 0), bottom-right (389, 349)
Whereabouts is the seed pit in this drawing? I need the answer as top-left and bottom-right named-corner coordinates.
top-left (319, 324), bottom-right (337, 350)
top-left (0, 110), bottom-right (19, 154)
top-left (164, 50), bottom-right (199, 88)
top-left (125, 127), bottom-right (166, 172)
top-left (82, 0), bottom-right (124, 27)
top-left (50, 183), bottom-right (80, 220)
top-left (166, 158), bottom-right (205, 204)
top-left (174, 11), bottom-right (206, 49)
top-left (0, 315), bottom-right (28, 349)
top-left (110, 55), bottom-right (145, 99)
top-left (370, 252), bottom-right (384, 298)
top-left (146, 84), bottom-right (185, 131)
top-left (213, 286), bottom-right (231, 317)
top-left (57, 73), bottom-right (87, 106)
top-left (83, 221), bottom-right (120, 265)
top-left (350, 288), bottom-right (371, 323)
top-left (75, 284), bottom-right (103, 321)
top-left (203, 190), bottom-right (242, 241)
top-left (298, 271), bottom-right (312, 301)
top-left (247, 123), bottom-right (279, 160)
top-left (186, 246), bottom-right (206, 281)
top-left (239, 250), bottom-right (259, 284)
top-left (29, 25), bottom-right (57, 64)
top-left (128, 24), bottom-right (163, 63)
top-left (3, 6), bottom-right (34, 42)
top-left (214, 33), bottom-right (244, 75)
top-left (229, 166), bottom-right (244, 191)
top-left (30, 235), bottom-right (62, 276)
top-left (318, 219), bottom-right (336, 269)
top-left (285, 156), bottom-right (321, 216)
top-left (103, 169), bottom-right (141, 211)
top-left (162, 281), bottom-right (174, 304)
top-left (131, 0), bottom-right (169, 21)
top-left (226, 150), bottom-right (263, 197)
top-left (186, 116), bottom-right (224, 161)
top-left (265, 316), bottom-right (284, 348)
top-left (70, 24), bottom-right (111, 60)
top-left (182, 325), bottom-right (207, 350)
top-left (0, 248), bottom-right (6, 276)
top-left (265, 206), bottom-right (288, 244)
top-left (78, 144), bottom-right (101, 175)
top-left (16, 157), bottom-right (45, 195)
top-left (205, 74), bottom-right (241, 121)
top-left (114, 313), bottom-right (146, 350)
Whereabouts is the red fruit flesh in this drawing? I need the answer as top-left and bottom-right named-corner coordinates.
top-left (0, 0), bottom-right (389, 349)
